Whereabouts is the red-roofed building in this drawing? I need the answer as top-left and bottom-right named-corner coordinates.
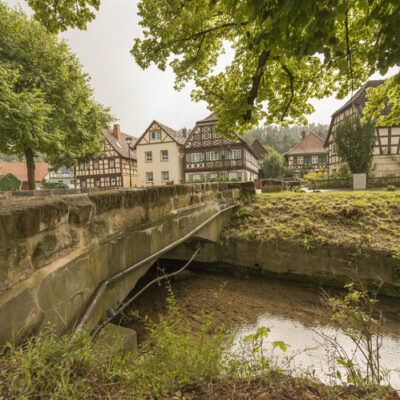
top-left (75, 124), bottom-right (138, 188)
top-left (284, 131), bottom-right (328, 174)
top-left (0, 162), bottom-right (49, 190)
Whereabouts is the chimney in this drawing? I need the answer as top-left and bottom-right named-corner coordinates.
top-left (182, 128), bottom-right (187, 138)
top-left (112, 124), bottom-right (121, 141)
top-left (301, 130), bottom-right (306, 139)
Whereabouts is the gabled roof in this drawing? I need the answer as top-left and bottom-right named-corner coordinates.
top-left (183, 112), bottom-right (263, 160)
top-left (102, 128), bottom-right (138, 160)
top-left (285, 132), bottom-right (327, 156)
top-left (0, 162), bottom-right (49, 182)
top-left (155, 121), bottom-right (186, 144)
top-left (133, 120), bottom-right (185, 148)
top-left (325, 80), bottom-right (390, 146)
top-left (250, 138), bottom-right (268, 159)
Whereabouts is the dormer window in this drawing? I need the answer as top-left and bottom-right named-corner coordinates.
top-left (151, 131), bottom-right (161, 140)
top-left (115, 141), bottom-right (122, 148)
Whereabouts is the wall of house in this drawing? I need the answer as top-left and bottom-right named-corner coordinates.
top-left (121, 158), bottom-right (138, 187)
top-left (136, 130), bottom-right (183, 186)
top-left (328, 110), bottom-right (400, 176)
top-left (184, 169), bottom-right (254, 182)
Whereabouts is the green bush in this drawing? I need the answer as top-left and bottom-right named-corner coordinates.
top-left (0, 172), bottom-right (21, 191)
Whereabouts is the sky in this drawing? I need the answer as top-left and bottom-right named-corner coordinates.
top-left (6, 0), bottom-right (399, 137)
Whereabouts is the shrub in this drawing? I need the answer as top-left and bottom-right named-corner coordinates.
top-left (0, 172), bottom-right (21, 191)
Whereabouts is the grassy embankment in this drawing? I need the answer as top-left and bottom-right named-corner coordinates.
top-left (225, 191), bottom-right (400, 256)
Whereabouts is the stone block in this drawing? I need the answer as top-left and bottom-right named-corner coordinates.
top-left (353, 173), bottom-right (367, 190)
top-left (95, 323), bottom-right (137, 354)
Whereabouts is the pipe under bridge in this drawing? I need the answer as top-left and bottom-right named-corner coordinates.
top-left (0, 182), bottom-right (254, 344)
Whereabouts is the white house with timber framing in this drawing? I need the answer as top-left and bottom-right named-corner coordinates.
top-left (324, 80), bottom-right (400, 177)
top-left (134, 120), bottom-right (185, 186)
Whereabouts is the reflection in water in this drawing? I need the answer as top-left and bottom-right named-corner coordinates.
top-left (233, 312), bottom-right (400, 389)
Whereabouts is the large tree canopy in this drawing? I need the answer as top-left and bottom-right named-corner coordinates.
top-left (0, 2), bottom-right (113, 189)
top-left (26, 1), bottom-right (400, 135)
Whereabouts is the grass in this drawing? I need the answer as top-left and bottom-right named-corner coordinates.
top-left (226, 191), bottom-right (400, 256)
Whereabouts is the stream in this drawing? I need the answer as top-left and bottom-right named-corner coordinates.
top-left (123, 268), bottom-right (400, 389)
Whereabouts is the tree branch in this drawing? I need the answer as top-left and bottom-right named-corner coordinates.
top-left (281, 64), bottom-right (295, 121)
top-left (154, 22), bottom-right (248, 54)
top-left (244, 49), bottom-right (270, 121)
top-left (345, 8), bottom-right (354, 94)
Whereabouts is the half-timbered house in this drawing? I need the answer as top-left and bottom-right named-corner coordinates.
top-left (182, 113), bottom-right (260, 182)
top-left (75, 124), bottom-right (138, 188)
top-left (285, 131), bottom-right (328, 175)
top-left (325, 80), bottom-right (400, 176)
top-left (134, 120), bottom-right (185, 186)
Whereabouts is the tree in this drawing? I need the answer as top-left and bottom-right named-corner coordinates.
top-left (334, 114), bottom-right (376, 174)
top-left (262, 147), bottom-right (284, 178)
top-left (24, 1), bottom-right (400, 135)
top-left (0, 2), bottom-right (113, 189)
top-left (0, 173), bottom-right (22, 191)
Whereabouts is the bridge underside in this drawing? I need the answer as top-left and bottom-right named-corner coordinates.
top-left (0, 183), bottom-right (253, 343)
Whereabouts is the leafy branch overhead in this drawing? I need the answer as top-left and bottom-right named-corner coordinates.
top-left (130, 0), bottom-right (400, 135)
top-left (25, 1), bottom-right (400, 135)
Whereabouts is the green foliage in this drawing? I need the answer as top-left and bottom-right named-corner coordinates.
top-left (0, 2), bottom-right (113, 189)
top-left (262, 147), bottom-right (293, 178)
top-left (321, 283), bottom-right (386, 387)
top-left (335, 115), bottom-right (376, 174)
top-left (129, 0), bottom-right (400, 135)
top-left (0, 173), bottom-right (21, 191)
top-left (27, 0), bottom-right (100, 32)
top-left (262, 148), bottom-right (285, 178)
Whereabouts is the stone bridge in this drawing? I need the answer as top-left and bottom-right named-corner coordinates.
top-left (0, 183), bottom-right (254, 344)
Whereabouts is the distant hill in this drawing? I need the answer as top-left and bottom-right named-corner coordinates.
top-left (243, 124), bottom-right (329, 154)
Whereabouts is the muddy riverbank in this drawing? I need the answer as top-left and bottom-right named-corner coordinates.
top-left (121, 269), bottom-right (400, 342)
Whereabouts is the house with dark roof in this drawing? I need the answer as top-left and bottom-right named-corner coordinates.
top-left (134, 120), bottom-right (185, 186)
top-left (181, 112), bottom-right (261, 182)
top-left (0, 162), bottom-right (49, 190)
top-left (285, 131), bottom-right (328, 174)
top-left (75, 124), bottom-right (138, 188)
top-left (325, 80), bottom-right (400, 176)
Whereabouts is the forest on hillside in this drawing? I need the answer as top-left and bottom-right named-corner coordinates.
top-left (243, 124), bottom-right (329, 154)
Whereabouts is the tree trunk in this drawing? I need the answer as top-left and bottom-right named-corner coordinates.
top-left (24, 147), bottom-right (36, 190)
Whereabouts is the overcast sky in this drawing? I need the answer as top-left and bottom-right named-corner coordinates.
top-left (7, 0), bottom-right (399, 137)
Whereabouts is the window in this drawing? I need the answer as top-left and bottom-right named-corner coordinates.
top-left (80, 179), bottom-right (87, 187)
top-left (110, 177), bottom-right (116, 186)
top-left (297, 156), bottom-right (304, 165)
top-left (312, 155), bottom-right (318, 164)
top-left (225, 149), bottom-right (242, 159)
top-left (230, 160), bottom-right (237, 166)
top-left (161, 171), bottom-right (169, 182)
top-left (206, 151), bottom-right (221, 161)
top-left (94, 178), bottom-right (101, 187)
top-left (188, 174), bottom-right (203, 182)
top-left (108, 159), bottom-right (115, 168)
top-left (115, 141), bottom-right (122, 148)
top-left (161, 150), bottom-right (168, 161)
top-left (145, 151), bottom-right (152, 162)
top-left (151, 131), bottom-right (161, 140)
top-left (78, 163), bottom-right (85, 171)
top-left (332, 144), bottom-right (336, 154)
top-left (186, 153), bottom-right (204, 163)
top-left (93, 160), bottom-right (99, 170)
top-left (203, 132), bottom-right (211, 139)
top-left (146, 172), bottom-right (153, 183)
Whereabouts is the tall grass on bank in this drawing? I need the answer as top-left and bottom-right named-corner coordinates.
top-left (0, 283), bottom-right (398, 399)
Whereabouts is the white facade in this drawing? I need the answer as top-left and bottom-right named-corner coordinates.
top-left (135, 121), bottom-right (184, 186)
